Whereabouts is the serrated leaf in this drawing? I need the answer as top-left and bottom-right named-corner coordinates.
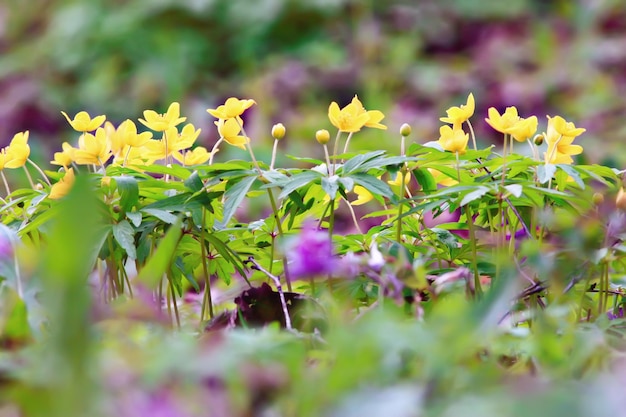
top-left (218, 175), bottom-right (257, 229)
top-left (113, 176), bottom-right (139, 212)
top-left (276, 171), bottom-right (323, 199)
top-left (504, 184), bottom-right (523, 198)
top-left (126, 211), bottom-right (142, 227)
top-left (460, 186), bottom-right (491, 206)
top-left (537, 164), bottom-right (556, 184)
top-left (112, 220), bottom-right (137, 259)
top-left (142, 208), bottom-right (178, 224)
top-left (184, 171), bottom-right (204, 192)
top-left (350, 173), bottom-right (394, 198)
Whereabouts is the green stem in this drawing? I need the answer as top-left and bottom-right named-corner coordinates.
top-left (331, 130), bottom-right (343, 175)
top-left (270, 139), bottom-right (279, 170)
top-left (167, 271), bottom-right (181, 328)
top-left (27, 159), bottom-right (51, 186)
top-left (465, 204), bottom-right (481, 296)
top-left (22, 165), bottom-right (35, 189)
top-left (466, 120), bottom-right (478, 151)
top-left (1, 171), bottom-right (12, 197)
top-left (267, 187), bottom-right (292, 291)
top-left (199, 207), bottom-right (214, 321)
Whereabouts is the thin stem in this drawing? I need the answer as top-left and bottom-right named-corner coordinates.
top-left (331, 130), bottom-right (343, 175)
top-left (22, 165), bottom-right (35, 189)
top-left (323, 144), bottom-right (332, 173)
top-left (267, 187), bottom-right (292, 291)
top-left (235, 120), bottom-right (262, 175)
top-left (466, 205), bottom-right (482, 296)
top-left (167, 271), bottom-right (181, 328)
top-left (199, 207), bottom-right (214, 321)
top-left (246, 256), bottom-right (293, 330)
top-left (270, 139), bottom-right (279, 170)
top-left (341, 132), bottom-right (355, 158)
top-left (208, 138), bottom-right (223, 165)
top-left (466, 120), bottom-right (478, 151)
top-left (1, 171), bottom-right (12, 197)
top-left (341, 196), bottom-right (364, 234)
top-left (27, 159), bottom-right (51, 186)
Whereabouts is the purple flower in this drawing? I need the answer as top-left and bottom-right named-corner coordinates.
top-left (287, 223), bottom-right (336, 279)
top-left (608, 306), bottom-right (625, 320)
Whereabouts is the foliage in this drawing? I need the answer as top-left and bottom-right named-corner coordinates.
top-left (1, 93), bottom-right (626, 416)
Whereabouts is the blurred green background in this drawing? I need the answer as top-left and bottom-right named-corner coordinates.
top-left (1, 0), bottom-right (626, 164)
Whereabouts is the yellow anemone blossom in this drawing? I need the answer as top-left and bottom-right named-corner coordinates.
top-left (74, 128), bottom-right (112, 165)
top-left (328, 96), bottom-right (371, 133)
top-left (506, 115), bottom-right (538, 142)
top-left (440, 93), bottom-right (475, 129)
top-left (485, 106), bottom-right (520, 134)
top-left (4, 131), bottom-right (30, 169)
top-left (172, 123), bottom-right (201, 151)
top-left (215, 117), bottom-right (248, 150)
top-left (363, 110), bottom-right (387, 130)
top-left (387, 172), bottom-right (410, 187)
top-left (117, 119), bottom-right (153, 148)
top-left (207, 97), bottom-right (256, 119)
top-left (543, 115), bottom-right (584, 165)
top-left (139, 102), bottom-right (186, 132)
top-left (173, 147), bottom-right (211, 166)
top-left (437, 125), bottom-right (469, 154)
top-left (61, 111), bottom-right (106, 132)
top-left (351, 185), bottom-right (374, 206)
top-left (49, 168), bottom-right (75, 200)
top-left (428, 168), bottom-right (458, 187)
top-left (51, 142), bottom-right (76, 168)
top-left (0, 149), bottom-right (9, 170)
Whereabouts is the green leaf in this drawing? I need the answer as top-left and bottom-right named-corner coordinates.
top-left (413, 167), bottom-right (437, 193)
top-left (350, 173), bottom-right (394, 198)
top-left (556, 164), bottom-right (584, 189)
top-left (218, 175), bottom-right (257, 229)
top-left (112, 220), bottom-right (137, 259)
top-left (276, 171), bottom-right (323, 199)
top-left (342, 150), bottom-right (385, 175)
top-left (184, 170), bottom-right (204, 192)
top-left (338, 177), bottom-right (354, 192)
top-left (113, 176), bottom-right (139, 212)
top-left (137, 218), bottom-right (183, 289)
top-left (460, 186), bottom-right (491, 206)
top-left (537, 164), bottom-right (556, 184)
top-left (322, 176), bottom-right (340, 199)
top-left (126, 211), bottom-right (142, 227)
top-left (141, 208), bottom-right (179, 225)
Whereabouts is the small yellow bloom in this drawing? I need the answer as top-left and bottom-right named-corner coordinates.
top-left (351, 185), bottom-right (374, 206)
top-left (440, 93), bottom-right (475, 129)
top-left (139, 102), bottom-right (186, 132)
top-left (315, 129), bottom-right (331, 145)
top-left (363, 110), bottom-right (387, 130)
top-left (400, 123), bottom-right (412, 137)
top-left (271, 123), bottom-right (286, 140)
top-left (437, 125), bottom-right (469, 154)
top-left (328, 95), bottom-right (371, 133)
top-left (117, 119), bottom-right (153, 148)
top-left (485, 106), bottom-right (520, 134)
top-left (506, 116), bottom-right (538, 142)
top-left (74, 128), bottom-right (112, 165)
top-left (173, 147), bottom-right (211, 166)
top-left (51, 142), bottom-right (76, 168)
top-left (543, 115), bottom-right (584, 165)
top-left (61, 111), bottom-right (106, 132)
top-left (387, 172), bottom-right (410, 187)
top-left (0, 149), bottom-right (9, 170)
top-left (207, 97), bottom-right (256, 119)
top-left (173, 123), bottom-right (201, 151)
top-left (4, 131), bottom-right (30, 169)
top-left (49, 168), bottom-right (75, 200)
top-left (428, 168), bottom-right (458, 186)
top-left (144, 138), bottom-right (175, 161)
top-left (215, 117), bottom-right (248, 150)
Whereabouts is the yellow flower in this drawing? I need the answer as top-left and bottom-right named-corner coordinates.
top-left (215, 117), bottom-right (248, 150)
top-left (207, 97), bottom-right (256, 119)
top-left (351, 185), bottom-right (374, 206)
top-left (51, 142), bottom-right (76, 168)
top-left (437, 125), bottom-right (469, 154)
top-left (49, 168), bottom-right (75, 200)
top-left (113, 145), bottom-right (156, 169)
top-left (363, 109), bottom-right (387, 130)
top-left (172, 123), bottom-right (201, 151)
top-left (506, 115), bottom-right (538, 142)
top-left (315, 129), bottom-right (330, 145)
top-left (144, 138), bottom-right (175, 161)
top-left (271, 123), bottom-right (286, 140)
top-left (173, 147), bottom-right (211, 166)
top-left (61, 111), bottom-right (106, 132)
top-left (4, 131), bottom-right (30, 169)
top-left (74, 128), bottom-right (112, 165)
top-left (139, 102), bottom-right (186, 132)
top-left (543, 115), bottom-right (584, 165)
top-left (485, 106), bottom-right (520, 134)
top-left (116, 119), bottom-right (153, 148)
top-left (387, 171), bottom-right (410, 187)
top-left (428, 168), bottom-right (458, 186)
top-left (440, 93), bottom-right (475, 129)
top-left (328, 95), bottom-right (371, 133)
top-left (0, 149), bottom-right (9, 170)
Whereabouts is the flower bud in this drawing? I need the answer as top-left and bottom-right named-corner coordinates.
top-left (616, 188), bottom-right (626, 211)
top-left (533, 134), bottom-right (544, 146)
top-left (315, 129), bottom-right (330, 145)
top-left (271, 123), bottom-right (286, 140)
top-left (400, 123), bottom-right (411, 137)
top-left (592, 192), bottom-right (604, 206)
